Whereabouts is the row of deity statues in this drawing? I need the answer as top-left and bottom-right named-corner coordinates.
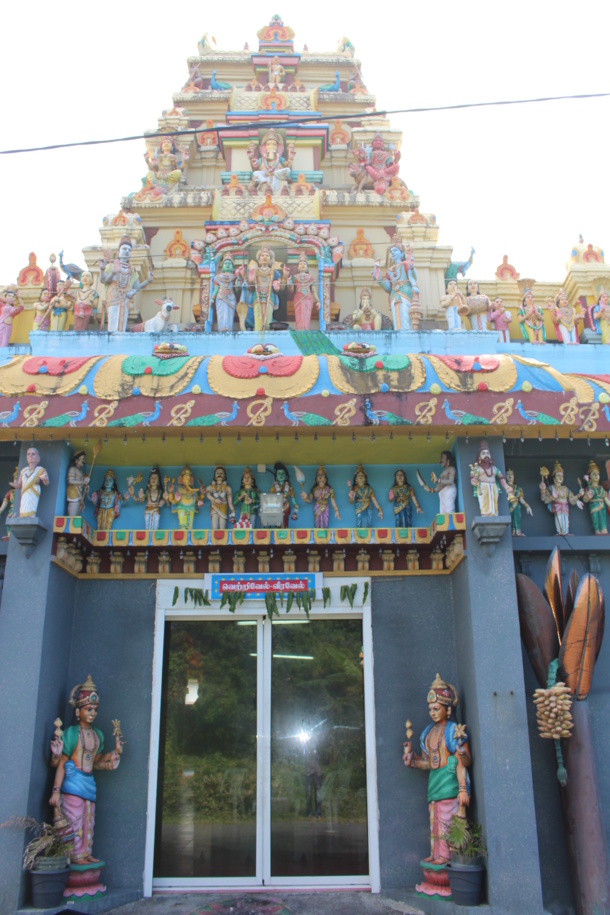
top-left (65, 457), bottom-right (460, 531)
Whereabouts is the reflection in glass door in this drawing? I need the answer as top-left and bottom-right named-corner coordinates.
top-left (153, 616), bottom-right (369, 885)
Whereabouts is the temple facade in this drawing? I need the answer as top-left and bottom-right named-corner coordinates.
top-left (0, 18), bottom-right (609, 915)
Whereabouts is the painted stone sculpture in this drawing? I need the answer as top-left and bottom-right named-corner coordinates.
top-left (505, 468), bottom-right (533, 536)
top-left (73, 272), bottom-right (99, 331)
top-left (49, 279), bottom-right (75, 332)
top-left (234, 466), bottom-right (260, 529)
top-left (164, 466), bottom-right (203, 530)
top-left (0, 284), bottom-right (24, 346)
top-left (66, 451), bottom-right (90, 517)
top-left (12, 447), bottom-right (49, 517)
top-left (347, 465), bottom-right (383, 527)
top-left (518, 289), bottom-right (546, 343)
top-left (33, 288), bottom-right (53, 331)
top-left (489, 297), bottom-right (512, 342)
top-left (439, 280), bottom-right (465, 331)
top-left (49, 676), bottom-right (124, 887)
top-left (547, 290), bottom-right (583, 344)
top-left (269, 462), bottom-right (299, 527)
top-left (138, 136), bottom-right (189, 198)
top-left (459, 280), bottom-right (492, 331)
top-left (353, 134), bottom-right (401, 196)
top-left (211, 254), bottom-right (242, 332)
top-left (288, 253), bottom-right (319, 330)
top-left (98, 236), bottom-right (153, 332)
top-left (205, 465), bottom-right (235, 529)
top-left (372, 236), bottom-right (420, 331)
top-left (469, 441), bottom-right (513, 516)
top-left (301, 464), bottom-right (340, 528)
top-left (389, 469), bottom-right (422, 527)
top-left (247, 128), bottom-right (295, 195)
top-left (90, 469), bottom-right (124, 530)
top-left (402, 674), bottom-right (471, 869)
top-left (127, 466), bottom-right (167, 530)
top-left (592, 290), bottom-right (610, 344)
top-left (539, 461), bottom-right (583, 535)
top-left (579, 461), bottom-right (610, 534)
top-left (0, 466), bottom-right (18, 527)
top-left (417, 452), bottom-right (457, 514)
top-left (246, 246), bottom-right (285, 331)
top-left (350, 288), bottom-right (382, 330)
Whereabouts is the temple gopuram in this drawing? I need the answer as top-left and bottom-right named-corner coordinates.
top-left (1, 18), bottom-right (609, 915)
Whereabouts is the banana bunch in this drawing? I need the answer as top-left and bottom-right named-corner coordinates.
top-left (533, 683), bottom-right (573, 739)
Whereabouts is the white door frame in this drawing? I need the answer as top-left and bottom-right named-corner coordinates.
top-left (143, 578), bottom-right (380, 895)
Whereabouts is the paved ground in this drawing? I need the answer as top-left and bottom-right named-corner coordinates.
top-left (107, 891), bottom-right (425, 915)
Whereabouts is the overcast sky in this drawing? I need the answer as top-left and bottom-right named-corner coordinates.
top-left (2, 1), bottom-right (608, 286)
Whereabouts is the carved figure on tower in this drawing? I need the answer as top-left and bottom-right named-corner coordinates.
top-left (353, 134), bottom-right (401, 196)
top-left (489, 296), bottom-right (512, 342)
top-left (73, 272), bottom-right (99, 331)
top-left (518, 289), bottom-right (545, 343)
top-left (0, 284), bottom-right (24, 347)
top-left (127, 466), bottom-right (167, 530)
top-left (33, 288), bottom-right (52, 331)
top-left (469, 441), bottom-right (513, 517)
top-left (372, 236), bottom-right (421, 331)
top-left (269, 462), bottom-right (299, 527)
top-left (350, 288), bottom-right (382, 330)
top-left (98, 236), bottom-right (153, 332)
top-left (593, 290), bottom-right (610, 344)
top-left (211, 253), bottom-right (243, 332)
top-left (458, 279), bottom-right (492, 331)
top-left (246, 246), bottom-right (285, 331)
top-left (137, 136), bottom-right (189, 199)
top-left (347, 465), bottom-right (383, 526)
top-left (164, 466), bottom-right (203, 530)
top-left (505, 468), bottom-right (533, 535)
top-left (439, 280), bottom-right (465, 331)
top-left (11, 447), bottom-right (49, 518)
top-left (205, 465), bottom-right (235, 530)
top-left (579, 461), bottom-right (610, 535)
top-left (301, 465), bottom-right (340, 528)
top-left (539, 462), bottom-right (583, 535)
top-left (268, 56), bottom-right (285, 87)
top-left (389, 469), bottom-right (423, 527)
top-left (547, 289), bottom-right (583, 344)
top-left (66, 451), bottom-right (89, 517)
top-left (48, 279), bottom-right (75, 332)
top-left (288, 253), bottom-right (319, 330)
top-left (234, 466), bottom-right (260, 529)
top-left (247, 129), bottom-right (295, 195)
top-left (416, 451), bottom-right (458, 515)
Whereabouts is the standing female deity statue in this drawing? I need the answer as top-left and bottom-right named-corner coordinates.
top-left (98, 236), bottom-right (153, 332)
top-left (372, 236), bottom-right (420, 331)
top-left (301, 465), bottom-right (340, 528)
top-left (211, 253), bottom-right (243, 332)
top-left (592, 290), bottom-right (610, 343)
top-left (579, 460), bottom-right (610, 535)
top-left (33, 288), bottom-right (53, 331)
top-left (347, 465), bottom-right (383, 527)
top-left (205, 465), bottom-right (235, 530)
top-left (518, 289), bottom-right (546, 343)
top-left (388, 469), bottom-right (423, 527)
top-left (505, 468), bottom-right (533, 536)
top-left (234, 466), bottom-right (261, 529)
top-left (547, 290), bottom-right (583, 344)
top-left (458, 279), bottom-right (492, 331)
top-left (73, 272), bottom-right (99, 331)
top-left (288, 253), bottom-right (320, 330)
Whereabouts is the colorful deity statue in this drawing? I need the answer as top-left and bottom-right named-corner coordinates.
top-left (234, 466), bottom-right (260, 529)
top-left (268, 56), bottom-right (285, 87)
top-left (489, 296), bottom-right (512, 342)
top-left (372, 236), bottom-right (421, 331)
top-left (539, 462), bottom-right (583, 535)
top-left (164, 466), bottom-right (203, 530)
top-left (49, 675), bottom-right (124, 865)
top-left (33, 288), bottom-right (53, 331)
top-left (547, 290), bottom-right (584, 344)
top-left (347, 61), bottom-right (367, 94)
top-left (417, 452), bottom-right (458, 514)
top-left (66, 451), bottom-right (89, 517)
top-left (402, 674), bottom-right (471, 867)
top-left (0, 284), bottom-right (24, 347)
top-left (127, 466), bottom-right (167, 530)
top-left (505, 468), bottom-right (533, 536)
top-left (288, 253), bottom-right (319, 330)
top-left (138, 136), bottom-right (189, 198)
top-left (347, 464), bottom-right (383, 527)
top-left (350, 288), bottom-right (382, 330)
top-left (211, 253), bottom-right (243, 331)
top-left (439, 280), bottom-right (465, 331)
top-left (73, 272), bottom-right (99, 331)
top-left (269, 462), bottom-right (299, 527)
top-left (247, 128), bottom-right (295, 195)
top-left (90, 469), bottom-right (124, 530)
top-left (579, 461), bottom-right (610, 535)
top-left (205, 465), bottom-right (235, 530)
top-left (518, 289), bottom-right (546, 343)
top-left (301, 464), bottom-right (340, 528)
top-left (98, 236), bottom-right (154, 332)
top-left (458, 280), bottom-right (492, 331)
top-left (11, 447), bottom-right (49, 517)
top-left (469, 441), bottom-right (513, 517)
top-left (246, 246), bottom-right (285, 331)
top-left (48, 279), bottom-right (75, 332)
top-left (388, 469), bottom-right (423, 527)
top-left (361, 134), bottom-right (401, 195)
top-left (0, 466), bottom-right (19, 528)
top-left (593, 290), bottom-right (610, 344)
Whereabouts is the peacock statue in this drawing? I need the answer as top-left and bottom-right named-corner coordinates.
top-left (0, 402), bottom-right (21, 427)
top-left (363, 398), bottom-right (412, 425)
top-left (515, 399), bottom-right (560, 426)
top-left (107, 401), bottom-right (163, 428)
top-left (319, 71), bottom-right (341, 92)
top-left (186, 401), bottom-right (239, 426)
top-left (282, 402), bottom-right (333, 426)
top-left (58, 250), bottom-right (85, 281)
top-left (442, 398), bottom-right (489, 425)
top-left (210, 69), bottom-right (232, 91)
top-left (41, 401), bottom-right (89, 427)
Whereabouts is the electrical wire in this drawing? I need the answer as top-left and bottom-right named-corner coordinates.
top-left (1, 92), bottom-right (608, 156)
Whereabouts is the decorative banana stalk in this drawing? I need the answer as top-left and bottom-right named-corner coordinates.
top-left (516, 546), bottom-right (609, 915)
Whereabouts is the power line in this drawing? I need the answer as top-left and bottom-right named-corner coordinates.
top-left (1, 92), bottom-right (608, 156)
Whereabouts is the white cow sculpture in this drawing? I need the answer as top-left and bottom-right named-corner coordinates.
top-left (131, 298), bottom-right (180, 333)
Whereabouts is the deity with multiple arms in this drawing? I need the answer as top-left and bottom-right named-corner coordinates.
top-left (539, 461), bottom-right (583, 535)
top-left (246, 246), bottom-right (286, 331)
top-left (372, 235), bottom-right (421, 331)
top-left (402, 673), bottom-right (471, 866)
top-left (49, 675), bottom-right (124, 865)
top-left (90, 469), bottom-right (124, 530)
top-left (164, 465), bottom-right (204, 530)
top-left (247, 128), bottom-right (295, 196)
top-left (350, 287), bottom-right (382, 330)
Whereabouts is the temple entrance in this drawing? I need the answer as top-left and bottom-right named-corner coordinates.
top-left (149, 610), bottom-right (375, 889)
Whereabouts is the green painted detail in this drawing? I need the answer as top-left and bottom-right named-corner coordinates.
top-left (338, 354), bottom-right (410, 373)
top-left (192, 531), bottom-right (207, 541)
top-left (275, 530), bottom-right (289, 541)
top-left (233, 530), bottom-right (248, 541)
top-left (397, 529), bottom-right (412, 540)
top-left (153, 532), bottom-right (166, 541)
top-left (220, 170), bottom-right (323, 184)
top-left (121, 356), bottom-right (191, 377)
top-left (115, 531), bottom-right (127, 542)
top-left (289, 330), bottom-right (341, 356)
top-left (72, 517), bottom-right (83, 530)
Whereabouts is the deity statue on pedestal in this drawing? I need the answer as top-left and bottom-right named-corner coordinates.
top-left (505, 468), bottom-right (533, 535)
top-left (164, 466), bottom-right (203, 530)
top-left (301, 464), bottom-right (340, 528)
top-left (547, 290), bottom-right (583, 344)
top-left (0, 284), bottom-right (24, 347)
top-left (469, 441), bottom-right (513, 516)
top-left (205, 465), bottom-right (235, 530)
top-left (234, 466), bottom-right (260, 529)
top-left (98, 236), bottom-right (153, 333)
top-left (518, 289), bottom-right (546, 343)
top-left (579, 461), bottom-right (610, 535)
top-left (11, 447), bottom-right (49, 517)
top-left (347, 465), bottom-right (383, 527)
top-left (539, 461), bottom-right (583, 535)
top-left (388, 469), bottom-right (422, 527)
top-left (127, 466), bottom-right (167, 530)
top-left (247, 128), bottom-right (295, 195)
top-left (90, 470), bottom-right (124, 530)
top-left (288, 253), bottom-right (319, 330)
top-left (246, 246), bottom-right (286, 331)
top-left (372, 236), bottom-right (421, 331)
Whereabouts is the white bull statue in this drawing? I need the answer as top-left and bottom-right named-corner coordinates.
top-left (131, 298), bottom-right (180, 333)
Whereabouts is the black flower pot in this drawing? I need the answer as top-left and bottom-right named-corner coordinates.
top-left (29, 863), bottom-right (70, 909)
top-left (446, 860), bottom-right (485, 906)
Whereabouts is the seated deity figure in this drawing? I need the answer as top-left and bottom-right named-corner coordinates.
top-left (518, 289), bottom-right (546, 343)
top-left (372, 236), bottom-right (420, 331)
top-left (138, 137), bottom-right (189, 198)
top-left (364, 134), bottom-right (401, 195)
top-left (164, 466), bottom-right (204, 530)
top-left (247, 128), bottom-right (295, 195)
top-left (402, 674), bottom-right (472, 867)
top-left (98, 236), bottom-right (153, 332)
top-left (351, 288), bottom-right (382, 330)
top-left (547, 290), bottom-right (583, 344)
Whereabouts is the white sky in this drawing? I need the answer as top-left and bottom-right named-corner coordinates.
top-left (1, 1), bottom-right (609, 286)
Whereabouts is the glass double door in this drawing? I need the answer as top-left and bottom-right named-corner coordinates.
top-left (153, 617), bottom-right (369, 886)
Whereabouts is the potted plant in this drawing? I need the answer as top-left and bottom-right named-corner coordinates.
top-left (445, 814), bottom-right (487, 906)
top-left (1, 815), bottom-right (73, 909)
